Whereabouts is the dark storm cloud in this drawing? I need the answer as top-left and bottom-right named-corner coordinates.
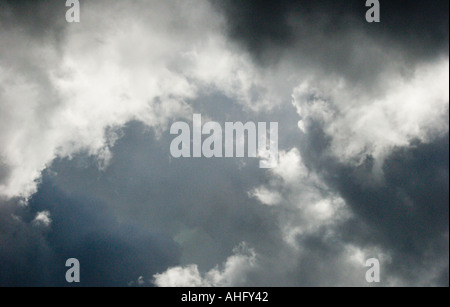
top-left (213, 0), bottom-right (449, 58)
top-left (0, 0), bottom-right (68, 39)
top-left (0, 180), bottom-right (180, 287)
top-left (298, 117), bottom-right (449, 285)
top-left (212, 0), bottom-right (449, 83)
top-left (342, 135), bottom-right (448, 250)
top-left (340, 135), bottom-right (449, 285)
top-left (234, 123), bottom-right (449, 287)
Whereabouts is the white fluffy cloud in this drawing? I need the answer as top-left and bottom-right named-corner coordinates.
top-left (153, 243), bottom-right (257, 287)
top-left (250, 148), bottom-right (350, 245)
top-left (0, 0), bottom-right (280, 200)
top-left (32, 211), bottom-right (52, 227)
top-left (293, 59), bottom-right (449, 170)
top-left (248, 149), bottom-right (402, 286)
top-left (4, 0), bottom-right (444, 201)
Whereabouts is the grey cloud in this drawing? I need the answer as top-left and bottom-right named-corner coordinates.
top-left (213, 0), bottom-right (449, 59)
top-left (212, 0), bottom-right (449, 85)
top-left (298, 113), bottom-right (449, 285)
top-left (0, 162), bottom-right (10, 185)
top-left (0, 0), bottom-right (448, 287)
top-left (1, 107), bottom-right (448, 286)
top-left (0, 0), bottom-right (67, 38)
top-left (243, 132), bottom-right (449, 287)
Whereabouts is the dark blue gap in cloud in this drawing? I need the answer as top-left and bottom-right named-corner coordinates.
top-left (0, 180), bottom-right (180, 287)
top-left (46, 120), bottom-right (282, 272)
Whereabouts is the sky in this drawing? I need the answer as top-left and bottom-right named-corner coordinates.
top-left (0, 0), bottom-right (448, 287)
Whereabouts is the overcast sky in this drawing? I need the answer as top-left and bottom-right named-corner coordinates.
top-left (0, 0), bottom-right (448, 287)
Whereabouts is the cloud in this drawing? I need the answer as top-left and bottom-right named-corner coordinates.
top-left (0, 180), bottom-right (180, 287)
top-left (128, 275), bottom-right (146, 287)
top-left (0, 0), bottom-right (448, 287)
top-left (213, 0), bottom-right (449, 63)
top-left (154, 243), bottom-right (257, 287)
top-left (296, 122), bottom-right (449, 286)
top-left (249, 187), bottom-right (282, 206)
top-left (154, 265), bottom-right (208, 287)
top-left (293, 59), bottom-right (449, 169)
top-left (250, 148), bottom-right (350, 248)
top-left (0, 200), bottom-right (54, 286)
top-left (2, 0), bottom-right (446, 200)
top-left (0, 0), bottom-right (67, 38)
top-left (246, 135), bottom-right (448, 286)
top-left (0, 0), bottom-right (281, 200)
top-left (32, 211), bottom-right (52, 227)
